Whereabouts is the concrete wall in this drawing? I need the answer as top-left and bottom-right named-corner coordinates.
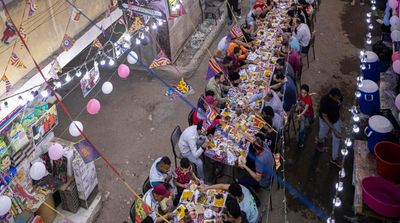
top-left (168, 0), bottom-right (202, 61)
top-left (0, 0), bottom-right (109, 95)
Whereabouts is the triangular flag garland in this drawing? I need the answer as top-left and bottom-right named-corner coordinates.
top-left (28, 0), bottom-right (37, 17)
top-left (10, 52), bottom-right (27, 69)
top-left (227, 24), bottom-right (244, 40)
top-left (62, 34), bottom-right (74, 51)
top-left (71, 8), bottom-right (81, 22)
top-left (18, 26), bottom-right (28, 48)
top-left (149, 51), bottom-right (171, 69)
top-left (129, 17), bottom-right (144, 34)
top-left (92, 39), bottom-right (103, 49)
top-left (2, 75), bottom-right (12, 92)
top-left (118, 17), bottom-right (125, 25)
top-left (1, 20), bottom-right (17, 45)
top-left (201, 102), bottom-right (219, 132)
top-left (47, 58), bottom-right (61, 80)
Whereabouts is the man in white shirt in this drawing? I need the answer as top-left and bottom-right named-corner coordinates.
top-left (178, 123), bottom-right (208, 180)
top-left (294, 18), bottom-right (311, 50)
top-left (249, 90), bottom-right (284, 116)
top-left (149, 156), bottom-right (172, 187)
top-left (142, 184), bottom-right (174, 222)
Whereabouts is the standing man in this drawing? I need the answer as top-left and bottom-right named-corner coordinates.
top-left (227, 0), bottom-right (241, 25)
top-left (317, 88), bottom-right (343, 167)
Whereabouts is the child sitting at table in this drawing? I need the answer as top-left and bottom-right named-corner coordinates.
top-left (173, 158), bottom-right (200, 204)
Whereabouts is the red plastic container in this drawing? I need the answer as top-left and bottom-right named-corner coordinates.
top-left (374, 141), bottom-right (400, 184)
top-left (361, 176), bottom-right (400, 217)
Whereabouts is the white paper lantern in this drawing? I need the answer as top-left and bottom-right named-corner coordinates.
top-left (29, 162), bottom-right (46, 181)
top-left (0, 196), bottom-right (12, 216)
top-left (69, 121), bottom-right (83, 137)
top-left (127, 51), bottom-right (138, 64)
top-left (102, 82), bottom-right (113, 94)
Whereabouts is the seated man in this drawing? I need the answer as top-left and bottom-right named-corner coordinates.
top-left (141, 184), bottom-right (174, 223)
top-left (206, 73), bottom-right (231, 108)
top-left (201, 183), bottom-right (259, 223)
top-left (262, 106), bottom-right (283, 130)
top-left (249, 90), bottom-right (284, 116)
top-left (149, 156), bottom-right (172, 187)
top-left (293, 18), bottom-right (311, 53)
top-left (281, 74), bottom-right (298, 112)
top-left (178, 123), bottom-right (208, 180)
top-left (269, 70), bottom-right (286, 92)
top-left (218, 199), bottom-right (249, 223)
top-left (238, 134), bottom-right (274, 189)
top-left (259, 117), bottom-right (277, 152)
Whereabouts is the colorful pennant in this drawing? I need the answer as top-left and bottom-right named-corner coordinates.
top-left (28, 0), bottom-right (37, 17)
top-left (129, 17), bottom-right (144, 34)
top-left (2, 75), bottom-right (12, 92)
top-left (10, 52), bottom-right (27, 69)
top-left (48, 58), bottom-right (61, 80)
top-left (1, 20), bottom-right (17, 45)
top-left (175, 78), bottom-right (194, 96)
top-left (206, 57), bottom-right (223, 80)
top-left (18, 26), bottom-right (28, 47)
top-left (71, 8), bottom-right (81, 22)
top-left (227, 24), bottom-right (243, 40)
top-left (92, 38), bottom-right (103, 49)
top-left (62, 34), bottom-right (74, 51)
top-left (118, 17), bottom-right (125, 25)
top-left (202, 102), bottom-right (219, 132)
top-left (149, 51), bottom-right (171, 69)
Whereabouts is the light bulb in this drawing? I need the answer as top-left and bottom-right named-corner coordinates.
top-left (353, 124), bottom-right (360, 133)
top-left (109, 59), bottom-right (115, 66)
top-left (360, 64), bottom-right (366, 70)
top-left (41, 90), bottom-right (49, 97)
top-left (18, 96), bottom-right (26, 106)
top-left (366, 38), bottom-right (372, 45)
top-left (356, 76), bottom-right (363, 82)
top-left (136, 38), bottom-right (141, 45)
top-left (366, 18), bottom-right (371, 23)
top-left (366, 32), bottom-right (372, 38)
top-left (360, 50), bottom-right (365, 57)
top-left (123, 42), bottom-right (130, 48)
top-left (341, 148), bottom-right (349, 156)
top-left (151, 23), bottom-right (157, 30)
top-left (368, 24), bottom-right (373, 30)
top-left (145, 26), bottom-right (150, 32)
top-left (65, 74), bottom-right (72, 83)
top-left (100, 60), bottom-right (106, 65)
top-left (55, 82), bottom-right (62, 88)
top-left (335, 182), bottom-right (344, 192)
top-left (116, 49), bottom-right (121, 56)
top-left (326, 217), bottom-right (335, 223)
top-left (76, 71), bottom-right (82, 77)
top-left (333, 197), bottom-right (341, 207)
top-left (140, 32), bottom-right (145, 40)
top-left (366, 12), bottom-right (372, 18)
top-left (157, 19), bottom-right (163, 26)
top-left (339, 168), bottom-right (346, 178)
top-left (353, 114), bottom-right (360, 122)
top-left (123, 33), bottom-right (131, 41)
top-left (345, 138), bottom-right (352, 147)
top-left (371, 5), bottom-right (376, 10)
top-left (357, 81), bottom-right (363, 88)
top-left (27, 93), bottom-right (34, 102)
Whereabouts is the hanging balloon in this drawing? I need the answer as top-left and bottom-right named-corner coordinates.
top-left (391, 19), bottom-right (400, 31)
top-left (393, 59), bottom-right (400, 73)
top-left (392, 52), bottom-right (400, 62)
top-left (391, 30), bottom-right (400, 41)
top-left (69, 121), bottom-right (83, 137)
top-left (48, 143), bottom-right (64, 160)
top-left (87, 99), bottom-right (101, 115)
top-left (29, 162), bottom-right (46, 181)
top-left (141, 36), bottom-right (150, 46)
top-left (118, 64), bottom-right (130, 78)
top-left (389, 0), bottom-right (398, 9)
top-left (0, 196), bottom-right (12, 216)
top-left (390, 16), bottom-right (400, 26)
top-left (102, 82), bottom-right (113, 94)
top-left (127, 51), bottom-right (138, 64)
top-left (395, 94), bottom-right (400, 110)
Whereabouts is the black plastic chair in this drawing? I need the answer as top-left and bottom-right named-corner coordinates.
top-left (142, 177), bottom-right (152, 194)
top-left (301, 31), bottom-right (316, 69)
top-left (188, 109), bottom-right (195, 126)
top-left (171, 126), bottom-right (183, 168)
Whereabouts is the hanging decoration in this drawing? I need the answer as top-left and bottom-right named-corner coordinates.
top-left (129, 17), bottom-right (144, 34)
top-left (201, 102), bottom-right (219, 132)
top-left (61, 34), bottom-right (74, 51)
top-left (73, 139), bottom-right (100, 164)
top-left (28, 0), bottom-right (37, 17)
top-left (168, 0), bottom-right (186, 19)
top-left (101, 82), bottom-right (113, 94)
top-left (86, 98), bottom-right (101, 115)
top-left (18, 26), bottom-right (28, 48)
top-left (1, 20), bottom-right (17, 45)
top-left (2, 75), bottom-right (12, 92)
top-left (106, 4), bottom-right (111, 17)
top-left (149, 51), bottom-right (171, 69)
top-left (117, 64), bottom-right (130, 78)
top-left (127, 51), bottom-right (138, 64)
top-left (47, 58), bottom-right (61, 80)
top-left (92, 38), bottom-right (104, 49)
top-left (118, 16), bottom-right (126, 25)
top-left (9, 52), bottom-right (27, 69)
top-left (206, 57), bottom-right (223, 80)
top-left (71, 8), bottom-right (81, 22)
top-left (69, 121), bottom-right (83, 137)
top-left (227, 24), bottom-right (244, 40)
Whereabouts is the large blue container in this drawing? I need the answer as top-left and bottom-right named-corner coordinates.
top-left (358, 80), bottom-right (380, 115)
top-left (361, 51), bottom-right (381, 83)
top-left (364, 115), bottom-right (393, 154)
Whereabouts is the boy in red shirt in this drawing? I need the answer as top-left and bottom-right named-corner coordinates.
top-left (297, 84), bottom-right (314, 148)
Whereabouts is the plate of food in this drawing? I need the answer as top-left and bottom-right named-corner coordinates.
top-left (212, 192), bottom-right (227, 207)
top-left (196, 192), bottom-right (209, 205)
top-left (173, 205), bottom-right (186, 220)
top-left (180, 189), bottom-right (194, 203)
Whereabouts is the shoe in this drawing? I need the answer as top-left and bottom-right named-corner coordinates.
top-left (298, 143), bottom-right (304, 149)
top-left (330, 159), bottom-right (342, 168)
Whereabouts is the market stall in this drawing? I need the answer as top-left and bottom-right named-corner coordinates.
top-left (0, 95), bottom-right (101, 223)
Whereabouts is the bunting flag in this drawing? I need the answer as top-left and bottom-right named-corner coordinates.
top-left (2, 75), bottom-right (12, 92)
top-left (149, 51), bottom-right (171, 69)
top-left (175, 78), bottom-right (194, 96)
top-left (71, 8), bottom-right (81, 22)
top-left (129, 17), bottom-right (144, 34)
top-left (1, 20), bottom-right (17, 45)
top-left (47, 58), bottom-right (61, 80)
top-left (202, 102), bottom-right (219, 132)
top-left (118, 17), bottom-right (125, 25)
top-left (168, 2), bottom-right (186, 20)
top-left (227, 24), bottom-right (243, 40)
top-left (252, 114), bottom-right (266, 129)
top-left (92, 39), bottom-right (103, 49)
top-left (19, 26), bottom-right (28, 47)
top-left (206, 57), bottom-right (223, 80)
top-left (106, 5), bottom-right (111, 17)
top-left (28, 0), bottom-right (37, 17)
top-left (62, 34), bottom-right (74, 51)
top-left (10, 52), bottom-right (27, 69)
top-left (74, 140), bottom-right (100, 164)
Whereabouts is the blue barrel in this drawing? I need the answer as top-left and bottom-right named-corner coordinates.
top-left (364, 115), bottom-right (393, 153)
top-left (358, 80), bottom-right (380, 115)
top-left (361, 51), bottom-right (380, 83)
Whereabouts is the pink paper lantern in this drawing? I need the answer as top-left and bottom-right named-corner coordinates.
top-left (392, 52), bottom-right (400, 62)
top-left (87, 99), bottom-right (101, 115)
top-left (48, 143), bottom-right (64, 160)
top-left (118, 64), bottom-right (130, 78)
top-left (393, 60), bottom-right (400, 74)
top-left (389, 0), bottom-right (398, 9)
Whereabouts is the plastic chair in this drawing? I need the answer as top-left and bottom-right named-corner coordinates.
top-left (171, 126), bottom-right (183, 168)
top-left (142, 177), bottom-right (152, 194)
top-left (188, 109), bottom-right (195, 126)
top-left (301, 31), bottom-right (316, 69)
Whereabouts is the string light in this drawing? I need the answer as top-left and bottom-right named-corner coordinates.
top-left (366, 33), bottom-right (372, 38)
top-left (100, 59), bottom-right (106, 65)
top-left (335, 182), bottom-right (344, 192)
top-left (157, 19), bottom-right (163, 26)
top-left (65, 74), bottom-right (72, 83)
top-left (76, 70), bottom-right (82, 77)
top-left (368, 24), bottom-right (373, 30)
top-left (41, 90), bottom-right (49, 97)
top-left (55, 81), bottom-right (62, 89)
top-left (366, 12), bottom-right (372, 18)
top-left (333, 197), bottom-right (342, 207)
top-left (355, 91), bottom-right (361, 97)
top-left (109, 58), bottom-right (115, 66)
top-left (341, 148), bottom-right (349, 156)
top-left (140, 32), bottom-right (145, 40)
top-left (145, 26), bottom-right (150, 32)
top-left (123, 42), bottom-right (130, 49)
top-left (371, 5), bottom-right (376, 10)
top-left (366, 38), bottom-right (372, 45)
top-left (326, 217), bottom-right (335, 223)
top-left (151, 22), bottom-right (157, 30)
top-left (116, 49), bottom-right (121, 56)
top-left (123, 33), bottom-right (131, 41)
top-left (136, 38), bottom-right (141, 45)
top-left (345, 138), bottom-right (352, 147)
top-left (366, 18), bottom-right (371, 23)
top-left (352, 114), bottom-right (360, 122)
top-left (352, 124), bottom-right (360, 133)
top-left (339, 168), bottom-right (346, 178)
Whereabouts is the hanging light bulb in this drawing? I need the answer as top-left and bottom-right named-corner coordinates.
top-left (360, 64), bottom-right (366, 70)
top-left (366, 12), bottom-right (372, 18)
top-left (123, 33), bottom-right (131, 41)
top-left (353, 124), bottom-right (360, 133)
top-left (116, 49), bottom-right (121, 56)
top-left (41, 90), bottom-right (49, 97)
top-left (326, 217), bottom-right (335, 223)
top-left (339, 168), bottom-right (346, 178)
top-left (366, 18), bottom-right (371, 23)
top-left (341, 148), bottom-right (349, 156)
top-left (353, 114), bottom-right (360, 122)
top-left (123, 42), bottom-right (130, 48)
top-left (140, 32), bottom-right (145, 40)
top-left (145, 26), bottom-right (150, 32)
top-left (366, 32), bottom-right (372, 38)
top-left (345, 138), bottom-right (352, 147)
top-left (18, 96), bottom-right (26, 106)
top-left (333, 197), bottom-right (342, 207)
top-left (65, 74), bottom-right (72, 83)
top-left (371, 5), bottom-right (376, 10)
top-left (357, 80), bottom-right (363, 88)
top-left (157, 19), bottom-right (163, 26)
top-left (55, 81), bottom-right (62, 89)
top-left (100, 59), bottom-right (106, 65)
top-left (26, 92), bottom-right (34, 102)
top-left (335, 182), bottom-right (344, 192)
top-left (368, 24), bottom-right (373, 30)
top-left (136, 38), bottom-right (141, 45)
top-left (76, 70), bottom-right (82, 77)
top-left (109, 58), bottom-right (115, 66)
top-left (151, 22), bottom-right (157, 30)
top-left (356, 75), bottom-right (363, 82)
top-left (94, 61), bottom-right (99, 67)
top-left (366, 38), bottom-right (372, 45)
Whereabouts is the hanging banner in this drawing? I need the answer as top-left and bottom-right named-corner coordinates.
top-left (71, 8), bottom-right (81, 22)
top-left (31, 105), bottom-right (58, 146)
top-left (80, 65), bottom-right (100, 97)
top-left (74, 139), bottom-right (100, 164)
